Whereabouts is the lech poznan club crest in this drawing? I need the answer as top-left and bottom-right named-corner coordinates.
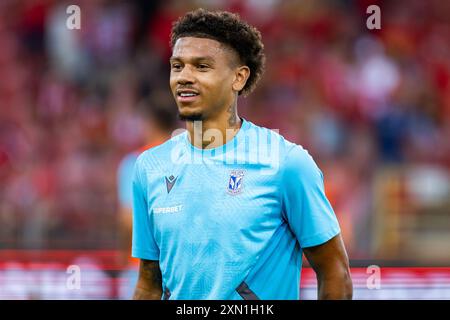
top-left (227, 170), bottom-right (244, 195)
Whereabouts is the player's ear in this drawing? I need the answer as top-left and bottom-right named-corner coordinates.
top-left (232, 66), bottom-right (250, 93)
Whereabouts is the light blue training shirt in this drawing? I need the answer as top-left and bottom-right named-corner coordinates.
top-left (132, 118), bottom-right (340, 300)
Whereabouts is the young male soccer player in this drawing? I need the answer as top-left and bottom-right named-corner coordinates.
top-left (132, 9), bottom-right (353, 300)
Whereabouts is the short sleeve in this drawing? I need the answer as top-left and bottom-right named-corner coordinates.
top-left (280, 145), bottom-right (340, 248)
top-left (131, 158), bottom-right (160, 260)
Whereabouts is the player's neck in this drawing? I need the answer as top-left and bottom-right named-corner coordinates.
top-left (186, 100), bottom-right (242, 150)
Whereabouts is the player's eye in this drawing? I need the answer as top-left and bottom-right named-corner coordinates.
top-left (171, 63), bottom-right (182, 70)
top-left (197, 64), bottom-right (210, 70)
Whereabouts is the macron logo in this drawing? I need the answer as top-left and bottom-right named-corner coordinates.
top-left (165, 175), bottom-right (177, 194)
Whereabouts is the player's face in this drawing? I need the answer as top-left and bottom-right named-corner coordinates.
top-left (170, 37), bottom-right (238, 121)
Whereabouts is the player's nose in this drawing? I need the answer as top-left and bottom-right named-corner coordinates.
top-left (177, 65), bottom-right (196, 85)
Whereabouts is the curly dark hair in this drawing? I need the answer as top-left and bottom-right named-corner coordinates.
top-left (170, 8), bottom-right (265, 96)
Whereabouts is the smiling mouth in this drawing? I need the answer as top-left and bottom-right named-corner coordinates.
top-left (176, 90), bottom-right (200, 102)
top-left (178, 92), bottom-right (199, 97)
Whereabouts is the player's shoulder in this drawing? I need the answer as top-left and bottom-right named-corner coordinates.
top-left (247, 120), bottom-right (318, 172)
top-left (246, 120), bottom-right (308, 156)
top-left (135, 132), bottom-right (187, 170)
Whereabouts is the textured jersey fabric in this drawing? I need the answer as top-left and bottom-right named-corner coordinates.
top-left (132, 118), bottom-right (340, 299)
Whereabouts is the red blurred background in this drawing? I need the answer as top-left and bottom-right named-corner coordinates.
top-left (0, 0), bottom-right (449, 299)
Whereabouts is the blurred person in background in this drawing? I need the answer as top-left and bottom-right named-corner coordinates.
top-left (116, 93), bottom-right (178, 299)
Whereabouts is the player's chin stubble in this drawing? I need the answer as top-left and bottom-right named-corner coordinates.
top-left (178, 112), bottom-right (204, 122)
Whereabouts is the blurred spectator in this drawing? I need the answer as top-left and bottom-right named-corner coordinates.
top-left (116, 93), bottom-right (178, 299)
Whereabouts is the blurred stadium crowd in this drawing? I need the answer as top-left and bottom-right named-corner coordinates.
top-left (0, 0), bottom-right (449, 267)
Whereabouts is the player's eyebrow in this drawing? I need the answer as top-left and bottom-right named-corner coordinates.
top-left (170, 56), bottom-right (215, 63)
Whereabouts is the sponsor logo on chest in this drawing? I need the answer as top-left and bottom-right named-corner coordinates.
top-left (153, 205), bottom-right (183, 214)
